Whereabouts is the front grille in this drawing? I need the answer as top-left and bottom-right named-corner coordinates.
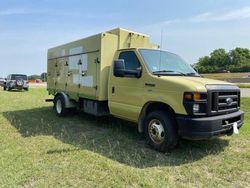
top-left (206, 85), bottom-right (240, 115)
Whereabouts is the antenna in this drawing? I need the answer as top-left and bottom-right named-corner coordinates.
top-left (160, 27), bottom-right (163, 50)
top-left (159, 27), bottom-right (163, 70)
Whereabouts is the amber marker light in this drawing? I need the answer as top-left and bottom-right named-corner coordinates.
top-left (184, 92), bottom-right (202, 101)
top-left (184, 93), bottom-right (193, 100)
top-left (193, 93), bottom-right (201, 101)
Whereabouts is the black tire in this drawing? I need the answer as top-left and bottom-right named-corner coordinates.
top-left (144, 111), bottom-right (178, 152)
top-left (24, 88), bottom-right (29, 91)
top-left (53, 95), bottom-right (69, 117)
top-left (3, 86), bottom-right (6, 91)
top-left (7, 86), bottom-right (11, 91)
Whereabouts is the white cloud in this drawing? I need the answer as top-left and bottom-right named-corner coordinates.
top-left (0, 8), bottom-right (32, 16)
top-left (161, 19), bottom-right (181, 26)
top-left (150, 6), bottom-right (250, 28)
top-left (0, 8), bottom-right (80, 17)
top-left (190, 6), bottom-right (250, 22)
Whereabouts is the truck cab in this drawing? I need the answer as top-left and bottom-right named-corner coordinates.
top-left (108, 48), bottom-right (243, 151)
top-left (47, 28), bottom-right (244, 152)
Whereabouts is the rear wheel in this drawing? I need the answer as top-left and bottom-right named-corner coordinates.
top-left (3, 86), bottom-right (6, 91)
top-left (7, 86), bottom-right (11, 91)
top-left (24, 88), bottom-right (29, 91)
top-left (144, 111), bottom-right (178, 152)
top-left (54, 95), bottom-right (69, 117)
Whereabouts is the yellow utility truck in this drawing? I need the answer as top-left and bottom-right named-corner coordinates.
top-left (47, 28), bottom-right (244, 152)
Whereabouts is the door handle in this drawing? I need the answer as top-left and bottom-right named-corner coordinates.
top-left (145, 82), bottom-right (155, 87)
top-left (81, 71), bottom-right (86, 76)
top-left (112, 86), bottom-right (115, 94)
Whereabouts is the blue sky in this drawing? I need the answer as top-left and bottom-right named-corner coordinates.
top-left (0, 0), bottom-right (250, 76)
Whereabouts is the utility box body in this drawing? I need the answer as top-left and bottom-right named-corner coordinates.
top-left (47, 28), bottom-right (157, 101)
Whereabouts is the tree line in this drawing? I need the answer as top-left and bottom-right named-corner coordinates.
top-left (28, 72), bottom-right (47, 81)
top-left (194, 48), bottom-right (250, 73)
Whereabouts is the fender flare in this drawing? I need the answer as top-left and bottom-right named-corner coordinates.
top-left (54, 92), bottom-right (76, 108)
top-left (137, 101), bottom-right (176, 133)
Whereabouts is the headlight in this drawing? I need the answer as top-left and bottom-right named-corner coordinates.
top-left (183, 92), bottom-right (207, 115)
top-left (193, 104), bottom-right (200, 113)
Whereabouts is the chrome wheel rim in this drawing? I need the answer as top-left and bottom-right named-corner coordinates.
top-left (56, 99), bottom-right (62, 114)
top-left (148, 119), bottom-right (165, 144)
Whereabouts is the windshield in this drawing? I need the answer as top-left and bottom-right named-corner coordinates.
top-left (11, 75), bottom-right (28, 80)
top-left (139, 49), bottom-right (198, 76)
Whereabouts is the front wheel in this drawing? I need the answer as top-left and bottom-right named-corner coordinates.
top-left (53, 95), bottom-right (69, 117)
top-left (144, 111), bottom-right (178, 152)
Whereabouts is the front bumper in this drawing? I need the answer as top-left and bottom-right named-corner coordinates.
top-left (177, 110), bottom-right (244, 140)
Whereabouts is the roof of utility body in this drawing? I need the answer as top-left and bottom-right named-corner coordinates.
top-left (48, 28), bottom-right (150, 50)
top-left (107, 28), bottom-right (150, 37)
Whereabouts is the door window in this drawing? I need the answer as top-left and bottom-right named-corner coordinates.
top-left (118, 51), bottom-right (141, 70)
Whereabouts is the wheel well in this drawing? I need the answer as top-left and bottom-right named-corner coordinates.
top-left (53, 92), bottom-right (77, 108)
top-left (138, 102), bottom-right (176, 133)
top-left (54, 93), bottom-right (61, 102)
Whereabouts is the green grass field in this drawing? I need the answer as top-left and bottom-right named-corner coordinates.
top-left (202, 72), bottom-right (250, 88)
top-left (202, 72), bottom-right (250, 80)
top-left (0, 88), bottom-right (249, 187)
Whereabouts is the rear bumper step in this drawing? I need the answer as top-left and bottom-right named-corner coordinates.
top-left (45, 99), bottom-right (54, 102)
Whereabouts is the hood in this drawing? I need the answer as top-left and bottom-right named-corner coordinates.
top-left (183, 76), bottom-right (234, 85)
top-left (156, 76), bottom-right (235, 92)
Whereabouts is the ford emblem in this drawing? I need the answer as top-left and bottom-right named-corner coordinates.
top-left (226, 98), bottom-right (233, 105)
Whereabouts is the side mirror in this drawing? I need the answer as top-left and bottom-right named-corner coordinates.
top-left (113, 59), bottom-right (142, 78)
top-left (135, 67), bottom-right (142, 78)
top-left (114, 59), bottom-right (125, 77)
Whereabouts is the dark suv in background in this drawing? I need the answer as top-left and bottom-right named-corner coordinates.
top-left (0, 77), bottom-right (6, 87)
top-left (4, 74), bottom-right (29, 91)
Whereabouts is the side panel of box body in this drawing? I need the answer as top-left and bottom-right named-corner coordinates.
top-left (47, 34), bottom-right (102, 101)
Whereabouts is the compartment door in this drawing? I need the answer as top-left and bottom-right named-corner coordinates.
top-left (78, 52), bottom-right (98, 99)
top-left (55, 57), bottom-right (67, 91)
top-left (47, 59), bottom-right (57, 89)
top-left (66, 55), bottom-right (81, 100)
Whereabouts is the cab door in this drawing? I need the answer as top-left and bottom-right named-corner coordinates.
top-left (109, 50), bottom-right (144, 121)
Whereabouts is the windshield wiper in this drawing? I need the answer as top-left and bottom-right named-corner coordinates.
top-left (152, 70), bottom-right (186, 76)
top-left (185, 72), bottom-right (201, 77)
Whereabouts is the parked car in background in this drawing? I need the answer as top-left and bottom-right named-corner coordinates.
top-left (0, 77), bottom-right (6, 87)
top-left (4, 74), bottom-right (29, 91)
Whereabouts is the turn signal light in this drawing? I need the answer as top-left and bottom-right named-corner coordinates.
top-left (193, 93), bottom-right (201, 101)
top-left (184, 93), bottom-right (193, 100)
top-left (184, 92), bottom-right (203, 101)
